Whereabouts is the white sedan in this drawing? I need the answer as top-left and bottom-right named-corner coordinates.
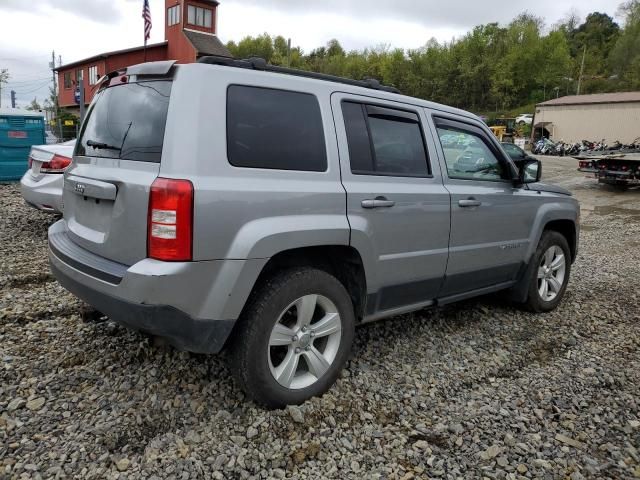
top-left (515, 113), bottom-right (533, 125)
top-left (20, 140), bottom-right (75, 214)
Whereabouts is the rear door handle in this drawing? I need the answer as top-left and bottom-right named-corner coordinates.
top-left (361, 197), bottom-right (396, 209)
top-left (458, 198), bottom-right (482, 208)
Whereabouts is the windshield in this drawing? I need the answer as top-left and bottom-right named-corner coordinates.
top-left (76, 80), bottom-right (171, 163)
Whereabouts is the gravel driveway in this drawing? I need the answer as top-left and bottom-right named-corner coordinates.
top-left (1, 157), bottom-right (639, 479)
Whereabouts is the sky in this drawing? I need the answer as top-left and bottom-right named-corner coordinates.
top-left (0, 0), bottom-right (621, 108)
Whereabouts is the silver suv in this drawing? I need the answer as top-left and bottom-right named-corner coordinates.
top-left (49, 58), bottom-right (579, 407)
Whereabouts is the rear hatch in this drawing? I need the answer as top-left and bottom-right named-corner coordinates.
top-left (64, 70), bottom-right (173, 266)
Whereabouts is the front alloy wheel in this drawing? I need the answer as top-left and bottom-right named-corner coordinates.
top-left (524, 230), bottom-right (572, 312)
top-left (537, 245), bottom-right (566, 302)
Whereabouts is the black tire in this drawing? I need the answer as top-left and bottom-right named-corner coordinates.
top-left (524, 231), bottom-right (571, 312)
top-left (228, 268), bottom-right (355, 408)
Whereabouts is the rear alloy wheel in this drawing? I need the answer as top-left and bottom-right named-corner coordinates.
top-left (268, 294), bottom-right (342, 390)
top-left (229, 268), bottom-right (355, 408)
top-left (525, 231), bottom-right (571, 312)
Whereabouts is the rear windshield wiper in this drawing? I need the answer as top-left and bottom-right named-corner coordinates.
top-left (86, 139), bottom-right (122, 151)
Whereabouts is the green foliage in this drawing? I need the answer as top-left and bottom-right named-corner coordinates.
top-left (26, 98), bottom-right (42, 111)
top-left (610, 0), bottom-right (640, 89)
top-left (225, 6), bottom-right (638, 112)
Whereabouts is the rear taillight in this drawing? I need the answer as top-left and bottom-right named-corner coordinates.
top-left (147, 177), bottom-right (193, 261)
top-left (28, 156), bottom-right (33, 169)
top-left (41, 154), bottom-right (71, 173)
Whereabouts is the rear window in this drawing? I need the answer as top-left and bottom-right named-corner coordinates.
top-left (76, 80), bottom-right (171, 163)
top-left (227, 85), bottom-right (327, 172)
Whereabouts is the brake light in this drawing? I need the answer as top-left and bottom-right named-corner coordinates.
top-left (40, 154), bottom-right (71, 173)
top-left (148, 178), bottom-right (193, 261)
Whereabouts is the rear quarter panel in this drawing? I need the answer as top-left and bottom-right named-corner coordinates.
top-left (160, 64), bottom-right (349, 261)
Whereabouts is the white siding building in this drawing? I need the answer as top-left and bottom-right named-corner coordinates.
top-left (533, 92), bottom-right (640, 144)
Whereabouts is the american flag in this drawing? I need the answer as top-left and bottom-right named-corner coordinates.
top-left (142, 0), bottom-right (152, 45)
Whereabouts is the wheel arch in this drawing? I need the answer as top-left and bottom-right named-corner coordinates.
top-left (249, 245), bottom-right (368, 323)
top-left (510, 212), bottom-right (578, 303)
top-left (543, 219), bottom-right (577, 262)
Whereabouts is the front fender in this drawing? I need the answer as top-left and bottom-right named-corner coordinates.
top-left (525, 199), bottom-right (579, 263)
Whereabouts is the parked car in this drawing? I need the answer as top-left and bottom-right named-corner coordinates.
top-left (48, 58), bottom-right (580, 408)
top-left (501, 142), bottom-right (536, 161)
top-left (501, 143), bottom-right (540, 182)
top-left (20, 140), bottom-right (75, 213)
top-left (45, 131), bottom-right (59, 145)
top-left (515, 113), bottom-right (533, 125)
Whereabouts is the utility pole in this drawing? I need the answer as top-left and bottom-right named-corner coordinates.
top-left (576, 45), bottom-right (586, 96)
top-left (287, 38), bottom-right (292, 67)
top-left (51, 50), bottom-right (63, 140)
top-left (79, 77), bottom-right (86, 124)
top-left (0, 71), bottom-right (4, 109)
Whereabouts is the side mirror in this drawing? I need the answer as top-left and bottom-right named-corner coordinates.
top-left (517, 158), bottom-right (542, 184)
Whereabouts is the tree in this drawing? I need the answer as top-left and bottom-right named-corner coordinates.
top-left (226, 33), bottom-right (275, 61)
top-left (26, 98), bottom-right (42, 111)
top-left (220, 7), bottom-right (632, 113)
top-left (0, 69), bottom-right (9, 108)
top-left (567, 12), bottom-right (620, 82)
top-left (610, 0), bottom-right (640, 87)
top-left (42, 86), bottom-right (57, 114)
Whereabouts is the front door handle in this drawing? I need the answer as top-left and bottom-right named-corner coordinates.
top-left (362, 197), bottom-right (396, 209)
top-left (458, 198), bottom-right (482, 208)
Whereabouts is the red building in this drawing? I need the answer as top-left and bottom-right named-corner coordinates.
top-left (55, 0), bottom-right (231, 110)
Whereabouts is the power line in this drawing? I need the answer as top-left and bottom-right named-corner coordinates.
top-left (6, 77), bottom-right (52, 86)
top-left (12, 81), bottom-right (51, 95)
top-left (0, 54), bottom-right (51, 62)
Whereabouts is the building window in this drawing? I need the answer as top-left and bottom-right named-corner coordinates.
top-left (63, 72), bottom-right (72, 89)
top-left (187, 5), bottom-right (212, 28)
top-left (76, 69), bottom-right (84, 82)
top-left (89, 66), bottom-right (99, 85)
top-left (167, 5), bottom-right (180, 26)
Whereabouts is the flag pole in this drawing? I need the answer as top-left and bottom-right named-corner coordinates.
top-left (142, 0), bottom-right (150, 62)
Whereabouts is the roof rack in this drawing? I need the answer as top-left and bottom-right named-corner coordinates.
top-left (197, 55), bottom-right (401, 94)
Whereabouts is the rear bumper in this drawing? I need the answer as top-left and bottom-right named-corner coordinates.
top-left (50, 260), bottom-right (235, 353)
top-left (48, 220), bottom-right (268, 353)
top-left (20, 172), bottom-right (64, 213)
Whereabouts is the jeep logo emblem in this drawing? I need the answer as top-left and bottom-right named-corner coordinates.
top-left (75, 183), bottom-right (86, 194)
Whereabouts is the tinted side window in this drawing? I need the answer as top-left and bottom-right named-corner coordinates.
top-left (436, 126), bottom-right (505, 181)
top-left (342, 101), bottom-right (429, 177)
top-left (342, 102), bottom-right (374, 173)
top-left (227, 85), bottom-right (327, 172)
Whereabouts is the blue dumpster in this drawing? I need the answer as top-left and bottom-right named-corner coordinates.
top-left (0, 109), bottom-right (46, 181)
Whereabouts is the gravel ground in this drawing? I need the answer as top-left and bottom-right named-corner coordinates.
top-left (1, 162), bottom-right (640, 479)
